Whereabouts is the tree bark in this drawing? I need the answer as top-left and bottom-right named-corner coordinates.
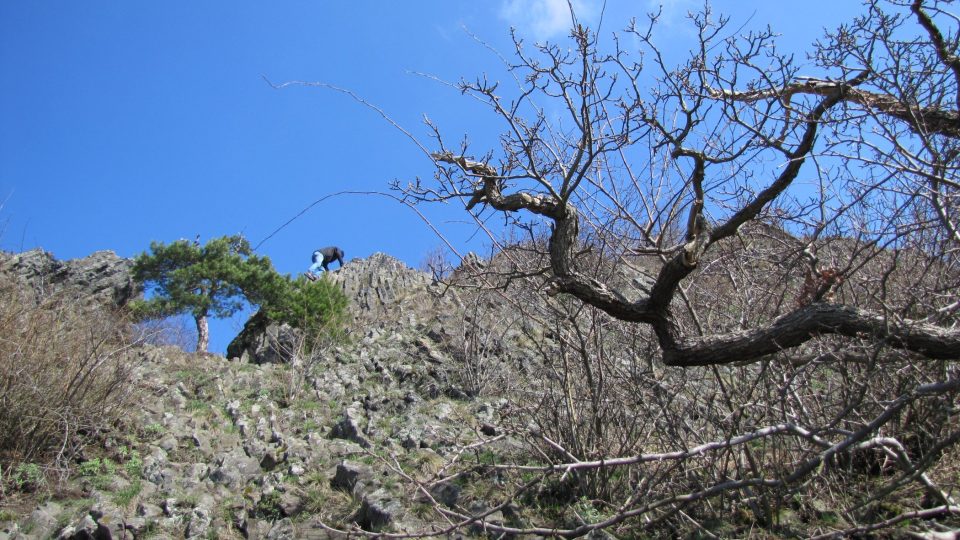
top-left (713, 79), bottom-right (960, 140)
top-left (657, 303), bottom-right (960, 366)
top-left (195, 315), bottom-right (209, 353)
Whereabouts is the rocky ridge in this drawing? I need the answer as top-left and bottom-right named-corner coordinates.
top-left (1, 252), bottom-right (525, 539)
top-left (0, 248), bottom-right (137, 308)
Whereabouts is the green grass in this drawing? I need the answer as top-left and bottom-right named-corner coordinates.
top-left (113, 480), bottom-right (143, 507)
top-left (178, 492), bottom-right (200, 508)
top-left (186, 399), bottom-right (210, 413)
top-left (474, 449), bottom-right (499, 465)
top-left (76, 457), bottom-right (120, 489)
top-left (297, 399), bottom-right (323, 411)
top-left (124, 451), bottom-right (144, 478)
top-left (300, 478), bottom-right (361, 527)
top-left (174, 368), bottom-right (213, 384)
top-left (10, 462), bottom-right (45, 491)
top-left (573, 496), bottom-right (608, 524)
top-left (78, 458), bottom-right (116, 477)
top-left (139, 521), bottom-right (161, 538)
top-left (253, 490), bottom-right (284, 521)
top-left (143, 423), bottom-right (165, 437)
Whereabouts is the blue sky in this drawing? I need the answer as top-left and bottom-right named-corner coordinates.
top-left (0, 1), bottom-right (865, 352)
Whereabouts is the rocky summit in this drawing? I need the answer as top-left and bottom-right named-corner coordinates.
top-left (0, 251), bottom-right (522, 539)
top-left (0, 249), bottom-right (138, 308)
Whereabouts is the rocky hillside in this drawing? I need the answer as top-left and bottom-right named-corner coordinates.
top-left (0, 251), bottom-right (525, 539)
top-left (5, 247), bottom-right (957, 539)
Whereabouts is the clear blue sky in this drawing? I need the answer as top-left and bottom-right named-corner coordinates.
top-left (0, 0), bottom-right (864, 352)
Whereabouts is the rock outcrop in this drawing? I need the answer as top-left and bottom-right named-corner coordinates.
top-left (227, 252), bottom-right (459, 365)
top-left (226, 310), bottom-right (303, 364)
top-left (329, 252), bottom-right (434, 320)
top-left (0, 248), bottom-right (138, 308)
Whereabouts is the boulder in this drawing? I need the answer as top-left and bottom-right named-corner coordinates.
top-left (357, 489), bottom-right (404, 532)
top-left (208, 450), bottom-right (261, 488)
top-left (227, 311), bottom-right (304, 364)
top-left (185, 506), bottom-right (212, 539)
top-left (329, 404), bottom-right (371, 448)
top-left (331, 460), bottom-right (375, 494)
top-left (57, 514), bottom-right (110, 540)
top-left (24, 501), bottom-right (63, 540)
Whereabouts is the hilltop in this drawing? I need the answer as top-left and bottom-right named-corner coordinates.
top-left (0, 251), bottom-right (533, 539)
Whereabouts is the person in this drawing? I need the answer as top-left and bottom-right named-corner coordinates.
top-left (306, 246), bottom-right (344, 279)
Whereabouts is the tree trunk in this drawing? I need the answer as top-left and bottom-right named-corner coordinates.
top-left (195, 315), bottom-right (209, 353)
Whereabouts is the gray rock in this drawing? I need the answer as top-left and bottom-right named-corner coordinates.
top-left (260, 449), bottom-right (283, 471)
top-left (331, 253), bottom-right (432, 319)
top-left (265, 518), bottom-right (297, 540)
top-left (208, 448), bottom-right (261, 488)
top-left (469, 513), bottom-right (506, 537)
top-left (227, 311), bottom-right (304, 364)
top-left (226, 400), bottom-right (243, 421)
top-left (185, 507), bottom-right (212, 539)
top-left (158, 435), bottom-right (178, 452)
top-left (357, 489), bottom-right (404, 532)
top-left (331, 460), bottom-right (374, 493)
top-left (329, 404), bottom-right (370, 448)
top-left (190, 432), bottom-right (213, 456)
top-left (185, 462), bottom-right (209, 482)
top-left (58, 514), bottom-right (108, 540)
top-left (142, 448), bottom-right (169, 486)
top-left (162, 498), bottom-right (179, 517)
top-left (25, 501), bottom-right (62, 540)
top-left (90, 501), bottom-right (127, 540)
top-left (123, 517), bottom-right (150, 537)
top-left (136, 502), bottom-right (163, 519)
top-left (430, 481), bottom-right (461, 508)
top-left (240, 517), bottom-right (262, 539)
top-left (0, 249), bottom-right (137, 308)
top-left (278, 492), bottom-right (305, 518)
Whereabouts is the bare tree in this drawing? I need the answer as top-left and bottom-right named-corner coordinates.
top-left (413, 1), bottom-right (960, 368)
top-left (380, 1), bottom-right (960, 537)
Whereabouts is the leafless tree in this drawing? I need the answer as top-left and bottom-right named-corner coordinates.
top-left (422, 0), bottom-right (960, 366)
top-left (382, 0), bottom-right (960, 537)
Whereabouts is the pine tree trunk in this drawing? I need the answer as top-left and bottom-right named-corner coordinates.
top-left (195, 315), bottom-right (209, 353)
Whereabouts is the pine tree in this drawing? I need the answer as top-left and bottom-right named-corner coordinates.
top-left (130, 235), bottom-right (331, 352)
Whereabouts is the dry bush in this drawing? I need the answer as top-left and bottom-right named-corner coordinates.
top-left (418, 245), bottom-right (455, 282)
top-left (409, 240), bottom-right (960, 538)
top-left (134, 313), bottom-right (196, 351)
top-left (447, 288), bottom-right (524, 398)
top-left (0, 282), bottom-right (140, 492)
top-left (380, 0), bottom-right (960, 533)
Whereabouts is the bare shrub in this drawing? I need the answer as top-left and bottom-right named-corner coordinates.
top-left (134, 314), bottom-right (196, 351)
top-left (448, 287), bottom-right (523, 398)
top-left (0, 281), bottom-right (140, 490)
top-left (422, 243), bottom-right (960, 537)
top-left (418, 245), bottom-right (455, 282)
